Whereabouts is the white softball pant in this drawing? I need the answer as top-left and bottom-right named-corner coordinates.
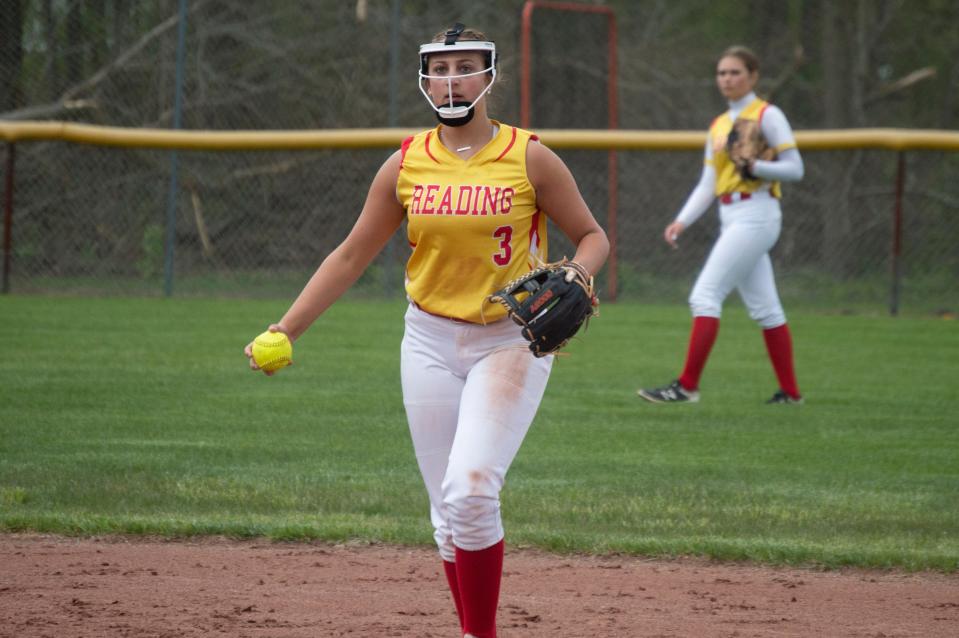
top-left (400, 303), bottom-right (553, 562)
top-left (688, 192), bottom-right (787, 328)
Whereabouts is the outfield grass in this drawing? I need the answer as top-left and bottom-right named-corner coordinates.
top-left (0, 295), bottom-right (957, 571)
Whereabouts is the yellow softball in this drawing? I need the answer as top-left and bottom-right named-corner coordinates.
top-left (251, 330), bottom-right (293, 373)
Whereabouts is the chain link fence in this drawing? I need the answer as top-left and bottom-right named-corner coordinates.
top-left (2, 0), bottom-right (958, 314)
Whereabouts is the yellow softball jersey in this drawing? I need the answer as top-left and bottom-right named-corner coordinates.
top-left (708, 97), bottom-right (796, 198)
top-left (396, 121), bottom-right (547, 323)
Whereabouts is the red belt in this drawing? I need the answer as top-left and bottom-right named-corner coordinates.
top-left (720, 192), bottom-right (751, 204)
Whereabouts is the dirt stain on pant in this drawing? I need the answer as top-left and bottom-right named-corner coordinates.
top-left (484, 346), bottom-right (532, 407)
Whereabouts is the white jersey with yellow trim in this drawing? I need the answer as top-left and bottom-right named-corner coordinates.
top-left (708, 96), bottom-right (794, 198)
top-left (675, 92), bottom-right (804, 228)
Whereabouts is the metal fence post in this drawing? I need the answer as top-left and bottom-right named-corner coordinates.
top-left (890, 151), bottom-right (905, 316)
top-left (384, 0), bottom-right (400, 297)
top-left (2, 142), bottom-right (14, 294)
top-left (163, 0), bottom-right (189, 297)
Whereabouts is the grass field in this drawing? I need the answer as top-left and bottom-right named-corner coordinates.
top-left (0, 295), bottom-right (957, 571)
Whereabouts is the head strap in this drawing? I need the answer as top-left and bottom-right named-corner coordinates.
top-left (444, 23), bottom-right (466, 45)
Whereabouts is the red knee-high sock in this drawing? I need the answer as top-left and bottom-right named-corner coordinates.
top-left (442, 560), bottom-right (465, 632)
top-left (454, 540), bottom-right (504, 638)
top-left (678, 316), bottom-right (720, 391)
top-left (763, 323), bottom-right (801, 398)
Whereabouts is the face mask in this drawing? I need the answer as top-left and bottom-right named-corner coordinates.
top-left (418, 38), bottom-right (497, 126)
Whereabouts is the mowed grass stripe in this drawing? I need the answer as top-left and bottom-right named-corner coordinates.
top-left (0, 296), bottom-right (956, 571)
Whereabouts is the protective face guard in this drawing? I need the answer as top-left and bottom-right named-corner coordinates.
top-left (418, 40), bottom-right (497, 119)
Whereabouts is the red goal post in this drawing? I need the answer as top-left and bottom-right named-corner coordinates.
top-left (520, 1), bottom-right (620, 299)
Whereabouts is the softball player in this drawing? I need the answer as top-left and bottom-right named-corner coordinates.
top-left (245, 24), bottom-right (609, 638)
top-left (638, 46), bottom-right (805, 405)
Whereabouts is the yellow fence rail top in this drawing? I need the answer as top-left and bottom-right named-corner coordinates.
top-left (1, 120), bottom-right (958, 152)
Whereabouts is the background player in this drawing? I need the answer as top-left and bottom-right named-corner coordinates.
top-left (245, 24), bottom-right (609, 638)
top-left (638, 45), bottom-right (805, 405)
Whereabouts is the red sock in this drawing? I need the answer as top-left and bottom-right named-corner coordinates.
top-left (442, 560), bottom-right (465, 632)
top-left (454, 540), bottom-right (504, 638)
top-left (678, 316), bottom-right (720, 391)
top-left (763, 323), bottom-right (801, 398)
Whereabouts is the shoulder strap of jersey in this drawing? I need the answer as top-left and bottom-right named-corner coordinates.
top-left (399, 135), bottom-right (415, 169)
top-left (757, 102), bottom-right (769, 123)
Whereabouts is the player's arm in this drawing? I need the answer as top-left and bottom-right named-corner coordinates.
top-left (664, 137), bottom-right (717, 248)
top-left (752, 106), bottom-right (804, 182)
top-left (276, 151), bottom-right (405, 341)
top-left (526, 141), bottom-right (609, 277)
top-left (674, 137), bottom-right (717, 220)
top-left (669, 165), bottom-right (717, 243)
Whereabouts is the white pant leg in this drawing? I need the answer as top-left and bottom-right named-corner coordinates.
top-left (401, 304), bottom-right (552, 561)
top-left (737, 252), bottom-right (787, 328)
top-left (401, 305), bottom-right (465, 560)
top-left (689, 197), bottom-right (781, 318)
top-left (442, 343), bottom-right (552, 554)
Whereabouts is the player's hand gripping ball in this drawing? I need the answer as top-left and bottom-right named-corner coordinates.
top-left (251, 330), bottom-right (293, 373)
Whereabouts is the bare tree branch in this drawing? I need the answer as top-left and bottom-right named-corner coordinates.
top-left (764, 45), bottom-right (805, 102)
top-left (60, 0), bottom-right (213, 102)
top-left (863, 67), bottom-right (938, 105)
top-left (0, 99), bottom-right (98, 121)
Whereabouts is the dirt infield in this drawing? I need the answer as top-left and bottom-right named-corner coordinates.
top-left (2, 534), bottom-right (957, 637)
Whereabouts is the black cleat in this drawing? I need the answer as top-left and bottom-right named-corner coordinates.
top-left (766, 390), bottom-right (804, 404)
top-left (637, 379), bottom-right (700, 404)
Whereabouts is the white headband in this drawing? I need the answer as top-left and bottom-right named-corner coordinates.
top-left (419, 40), bottom-right (496, 58)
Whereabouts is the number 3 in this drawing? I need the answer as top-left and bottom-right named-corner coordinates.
top-left (492, 225), bottom-right (512, 266)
